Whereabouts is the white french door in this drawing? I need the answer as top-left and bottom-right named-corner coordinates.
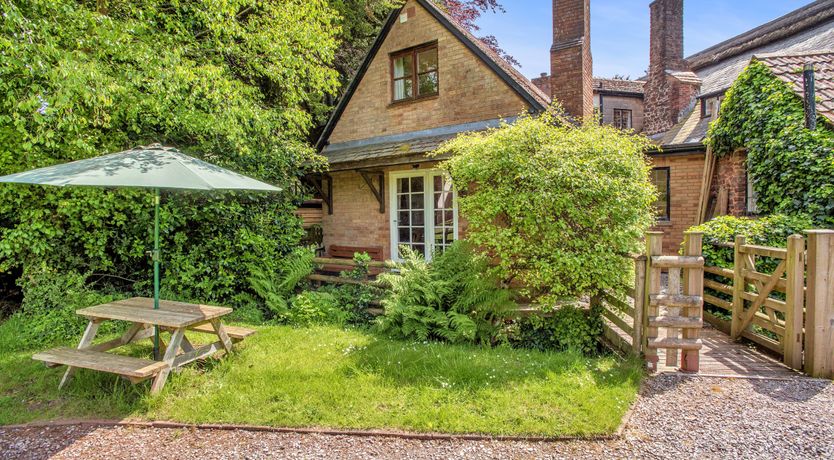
top-left (389, 170), bottom-right (458, 261)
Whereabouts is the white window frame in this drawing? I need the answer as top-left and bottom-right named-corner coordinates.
top-left (389, 169), bottom-right (459, 262)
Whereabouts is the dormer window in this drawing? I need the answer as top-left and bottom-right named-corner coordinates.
top-left (392, 43), bottom-right (439, 102)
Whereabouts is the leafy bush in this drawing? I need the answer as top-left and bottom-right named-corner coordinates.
top-left (376, 242), bottom-right (515, 344)
top-left (315, 252), bottom-right (380, 325)
top-left (0, 264), bottom-right (123, 350)
top-left (247, 247), bottom-right (315, 318)
top-left (286, 291), bottom-right (351, 327)
top-left (707, 61), bottom-right (834, 226)
top-left (0, 0), bottom-right (340, 310)
top-left (435, 110), bottom-right (656, 303)
top-left (691, 214), bottom-right (814, 269)
top-left (505, 305), bottom-right (603, 354)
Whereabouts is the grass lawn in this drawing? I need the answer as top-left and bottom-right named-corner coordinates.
top-left (0, 323), bottom-right (643, 436)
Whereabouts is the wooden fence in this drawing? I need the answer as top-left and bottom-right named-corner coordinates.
top-left (597, 231), bottom-right (706, 372)
top-left (701, 230), bottom-right (834, 378)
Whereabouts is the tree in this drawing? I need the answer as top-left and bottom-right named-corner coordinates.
top-left (435, 109), bottom-right (657, 303)
top-left (0, 0), bottom-right (341, 304)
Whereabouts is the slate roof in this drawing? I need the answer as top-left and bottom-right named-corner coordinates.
top-left (755, 50), bottom-right (834, 124)
top-left (322, 118), bottom-right (511, 168)
top-left (315, 0), bottom-right (549, 154)
top-left (593, 78), bottom-right (645, 95)
top-left (658, 0), bottom-right (834, 148)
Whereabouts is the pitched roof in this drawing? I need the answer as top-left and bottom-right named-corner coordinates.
top-left (687, 0), bottom-right (834, 71)
top-left (315, 0), bottom-right (549, 152)
top-left (652, 100), bottom-right (711, 148)
top-left (593, 78), bottom-right (645, 96)
top-left (755, 50), bottom-right (834, 124)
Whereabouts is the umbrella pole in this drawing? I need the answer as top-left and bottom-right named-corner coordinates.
top-left (153, 188), bottom-right (161, 361)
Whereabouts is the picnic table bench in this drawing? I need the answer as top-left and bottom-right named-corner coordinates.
top-left (32, 297), bottom-right (254, 394)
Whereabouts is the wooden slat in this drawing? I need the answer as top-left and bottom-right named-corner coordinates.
top-left (704, 265), bottom-right (734, 279)
top-left (601, 293), bottom-right (636, 318)
top-left (650, 294), bottom-right (703, 308)
top-left (742, 269), bottom-right (787, 291)
top-left (741, 329), bottom-right (783, 354)
top-left (750, 313), bottom-right (786, 337)
top-left (313, 257), bottom-right (390, 268)
top-left (646, 337), bottom-right (703, 350)
top-left (77, 297), bottom-right (232, 328)
top-left (740, 291), bottom-right (786, 313)
top-left (602, 323), bottom-right (633, 355)
top-left (650, 256), bottom-right (704, 269)
top-left (704, 279), bottom-right (733, 296)
top-left (649, 316), bottom-right (703, 328)
top-left (33, 347), bottom-right (168, 378)
top-left (602, 307), bottom-right (634, 336)
top-left (703, 311), bottom-right (731, 334)
top-left (703, 293), bottom-right (732, 311)
top-left (308, 273), bottom-right (381, 287)
top-left (189, 324), bottom-right (256, 341)
top-left (740, 244), bottom-right (788, 259)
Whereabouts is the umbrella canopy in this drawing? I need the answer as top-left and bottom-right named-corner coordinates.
top-left (0, 144), bottom-right (280, 191)
top-left (0, 144), bottom-right (281, 359)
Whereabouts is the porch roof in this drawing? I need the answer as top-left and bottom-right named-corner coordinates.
top-left (322, 117), bottom-right (512, 170)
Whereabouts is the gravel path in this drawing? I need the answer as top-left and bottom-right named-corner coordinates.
top-left (2, 375), bottom-right (833, 459)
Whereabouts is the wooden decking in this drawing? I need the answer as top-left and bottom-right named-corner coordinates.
top-left (654, 323), bottom-right (802, 379)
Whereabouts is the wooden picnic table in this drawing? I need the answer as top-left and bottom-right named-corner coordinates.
top-left (32, 297), bottom-right (254, 394)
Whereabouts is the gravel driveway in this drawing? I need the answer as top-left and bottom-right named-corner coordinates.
top-left (2, 375), bottom-right (833, 459)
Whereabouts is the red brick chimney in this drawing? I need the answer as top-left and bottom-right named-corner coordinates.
top-left (644, 0), bottom-right (701, 135)
top-left (550, 0), bottom-right (594, 120)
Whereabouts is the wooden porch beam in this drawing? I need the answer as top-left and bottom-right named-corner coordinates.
top-left (359, 170), bottom-right (385, 214)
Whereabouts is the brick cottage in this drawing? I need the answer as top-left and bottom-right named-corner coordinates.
top-left (311, 0), bottom-right (834, 258)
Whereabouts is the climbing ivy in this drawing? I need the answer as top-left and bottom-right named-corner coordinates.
top-left (706, 61), bottom-right (834, 226)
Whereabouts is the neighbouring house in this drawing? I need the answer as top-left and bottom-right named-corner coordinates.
top-left (312, 0), bottom-right (834, 259)
top-left (312, 0), bottom-right (551, 261)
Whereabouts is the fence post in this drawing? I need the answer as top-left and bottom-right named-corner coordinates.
top-left (805, 230), bottom-right (834, 378)
top-left (681, 231), bottom-right (704, 372)
top-left (632, 255), bottom-right (647, 355)
top-left (644, 231), bottom-right (664, 372)
top-left (783, 234), bottom-right (806, 370)
top-left (731, 235), bottom-right (747, 340)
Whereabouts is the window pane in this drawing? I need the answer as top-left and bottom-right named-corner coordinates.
top-left (412, 210), bottom-right (424, 226)
top-left (399, 228), bottom-right (411, 243)
top-left (398, 211), bottom-right (410, 226)
top-left (651, 168), bottom-right (669, 220)
top-left (399, 194), bottom-right (409, 209)
top-left (434, 210), bottom-right (444, 226)
top-left (393, 56), bottom-right (413, 78)
top-left (412, 228), bottom-right (425, 243)
top-left (397, 178), bottom-right (409, 193)
top-left (418, 72), bottom-right (438, 95)
top-left (410, 193), bottom-right (423, 209)
top-left (410, 176), bottom-right (424, 192)
top-left (418, 48), bottom-right (438, 72)
top-left (394, 78), bottom-right (413, 101)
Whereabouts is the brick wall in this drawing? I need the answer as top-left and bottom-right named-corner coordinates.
top-left (322, 162), bottom-right (468, 261)
top-left (550, 0), bottom-right (594, 119)
top-left (649, 152), bottom-right (706, 254)
top-left (328, 0), bottom-right (530, 145)
top-left (710, 149), bottom-right (748, 216)
top-left (531, 73), bottom-right (551, 97)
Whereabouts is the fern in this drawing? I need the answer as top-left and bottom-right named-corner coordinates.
top-left (247, 247), bottom-right (314, 318)
top-left (376, 241), bottom-right (516, 344)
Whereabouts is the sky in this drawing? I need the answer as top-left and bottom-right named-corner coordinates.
top-left (475, 0), bottom-right (812, 80)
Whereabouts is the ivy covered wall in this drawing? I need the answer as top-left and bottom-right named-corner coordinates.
top-left (707, 61), bottom-right (834, 227)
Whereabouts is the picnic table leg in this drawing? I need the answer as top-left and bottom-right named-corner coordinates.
top-left (211, 319), bottom-right (234, 354)
top-left (150, 328), bottom-right (185, 395)
top-left (59, 320), bottom-right (101, 389)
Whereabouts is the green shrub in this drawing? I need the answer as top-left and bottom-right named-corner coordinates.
top-left (286, 291), bottom-right (350, 327)
top-left (707, 61), bottom-right (834, 226)
top-left (0, 264), bottom-right (123, 350)
top-left (376, 242), bottom-right (515, 344)
top-left (505, 305), bottom-right (603, 354)
top-left (314, 252), bottom-right (380, 325)
top-left (435, 110), bottom-right (656, 304)
top-left (247, 247), bottom-right (315, 319)
top-left (691, 214), bottom-right (814, 269)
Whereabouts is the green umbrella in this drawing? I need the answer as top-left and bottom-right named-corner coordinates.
top-left (0, 144), bottom-right (281, 358)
